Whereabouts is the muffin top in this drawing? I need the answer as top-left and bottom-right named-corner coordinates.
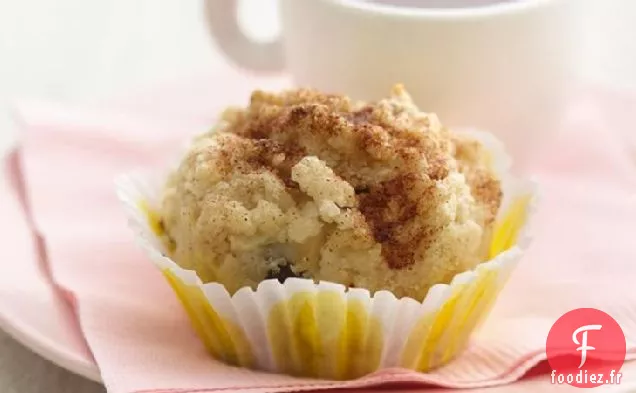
top-left (160, 85), bottom-right (503, 298)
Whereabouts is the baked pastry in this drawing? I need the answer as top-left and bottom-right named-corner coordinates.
top-left (118, 84), bottom-right (533, 378)
top-left (158, 85), bottom-right (502, 300)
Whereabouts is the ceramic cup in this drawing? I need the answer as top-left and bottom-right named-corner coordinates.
top-left (204, 0), bottom-right (580, 167)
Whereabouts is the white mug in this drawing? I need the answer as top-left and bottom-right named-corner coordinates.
top-left (205, 0), bottom-right (580, 166)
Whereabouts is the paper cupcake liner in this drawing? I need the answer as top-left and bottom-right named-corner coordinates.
top-left (115, 130), bottom-right (537, 380)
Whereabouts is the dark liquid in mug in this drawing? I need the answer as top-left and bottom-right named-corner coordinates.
top-left (363, 0), bottom-right (516, 8)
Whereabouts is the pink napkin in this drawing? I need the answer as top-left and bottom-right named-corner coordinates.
top-left (11, 69), bottom-right (636, 392)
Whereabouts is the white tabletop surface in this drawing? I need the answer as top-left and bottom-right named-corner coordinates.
top-left (1, 0), bottom-right (636, 392)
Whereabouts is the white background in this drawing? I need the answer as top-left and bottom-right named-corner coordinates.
top-left (1, 0), bottom-right (636, 151)
top-left (0, 0), bottom-right (635, 392)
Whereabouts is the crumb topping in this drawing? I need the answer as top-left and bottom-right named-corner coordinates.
top-left (160, 85), bottom-right (503, 299)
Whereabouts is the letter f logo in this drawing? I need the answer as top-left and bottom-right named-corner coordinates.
top-left (573, 324), bottom-right (603, 368)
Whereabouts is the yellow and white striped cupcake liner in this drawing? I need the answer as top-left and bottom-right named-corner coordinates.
top-left (115, 129), bottom-right (536, 380)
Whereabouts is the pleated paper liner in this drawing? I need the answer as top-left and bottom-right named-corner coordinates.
top-left (115, 129), bottom-right (536, 380)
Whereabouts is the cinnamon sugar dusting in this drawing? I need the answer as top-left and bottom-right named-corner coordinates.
top-left (160, 85), bottom-right (503, 300)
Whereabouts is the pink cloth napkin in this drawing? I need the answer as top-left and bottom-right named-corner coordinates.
top-left (11, 70), bottom-right (636, 392)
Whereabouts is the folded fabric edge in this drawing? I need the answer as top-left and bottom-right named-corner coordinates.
top-left (3, 145), bottom-right (101, 375)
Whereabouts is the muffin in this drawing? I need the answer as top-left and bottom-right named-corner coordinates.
top-left (117, 85), bottom-right (534, 379)
top-left (159, 85), bottom-right (502, 300)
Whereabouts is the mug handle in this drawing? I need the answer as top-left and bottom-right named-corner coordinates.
top-left (203, 0), bottom-right (285, 72)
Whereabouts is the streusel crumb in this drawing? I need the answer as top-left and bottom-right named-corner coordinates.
top-left (160, 85), bottom-right (502, 299)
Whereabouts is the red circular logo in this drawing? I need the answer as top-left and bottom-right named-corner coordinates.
top-left (546, 308), bottom-right (626, 388)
